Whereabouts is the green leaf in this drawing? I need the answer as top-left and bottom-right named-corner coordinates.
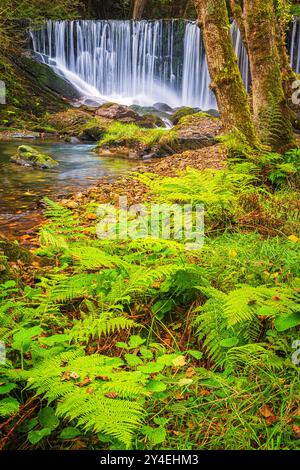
top-left (39, 334), bottom-right (71, 346)
top-left (142, 425), bottom-right (166, 445)
top-left (275, 312), bottom-right (300, 332)
top-left (140, 346), bottom-right (153, 360)
top-left (12, 326), bottom-right (42, 352)
top-left (125, 354), bottom-right (143, 367)
top-left (0, 383), bottom-right (16, 395)
top-left (0, 397), bottom-right (20, 417)
top-left (128, 335), bottom-right (146, 349)
top-left (137, 363), bottom-right (164, 374)
top-left (59, 427), bottom-right (82, 440)
top-left (115, 341), bottom-right (130, 350)
top-left (146, 380), bottom-right (167, 392)
top-left (38, 407), bottom-right (59, 430)
top-left (186, 350), bottom-right (203, 360)
top-left (157, 353), bottom-right (181, 366)
top-left (28, 427), bottom-right (52, 444)
top-left (220, 337), bottom-right (239, 348)
top-left (153, 417), bottom-right (169, 426)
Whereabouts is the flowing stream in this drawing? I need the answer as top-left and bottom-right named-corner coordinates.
top-left (0, 141), bottom-right (137, 238)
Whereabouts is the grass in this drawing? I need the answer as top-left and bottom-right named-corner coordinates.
top-left (98, 121), bottom-right (170, 147)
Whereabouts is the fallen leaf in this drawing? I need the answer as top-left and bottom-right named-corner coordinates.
top-left (70, 372), bottom-right (80, 380)
top-left (199, 388), bottom-right (211, 397)
top-left (259, 404), bottom-right (275, 419)
top-left (172, 355), bottom-right (186, 368)
top-left (95, 375), bottom-right (109, 381)
top-left (85, 213), bottom-right (97, 220)
top-left (61, 371), bottom-right (71, 381)
top-left (292, 425), bottom-right (300, 438)
top-left (79, 376), bottom-right (92, 387)
top-left (185, 367), bottom-right (196, 378)
top-left (86, 387), bottom-right (94, 395)
top-left (288, 235), bottom-right (299, 243)
top-left (105, 392), bottom-right (119, 399)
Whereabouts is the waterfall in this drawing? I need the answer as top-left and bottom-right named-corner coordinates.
top-left (289, 18), bottom-right (300, 73)
top-left (30, 19), bottom-right (300, 110)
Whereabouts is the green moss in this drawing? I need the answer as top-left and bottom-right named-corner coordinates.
top-left (11, 145), bottom-right (58, 169)
top-left (171, 107), bottom-right (199, 125)
top-left (79, 117), bottom-right (111, 141)
top-left (97, 122), bottom-right (168, 148)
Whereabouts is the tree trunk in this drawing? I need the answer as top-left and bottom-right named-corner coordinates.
top-left (194, 0), bottom-right (259, 147)
top-left (275, 19), bottom-right (296, 98)
top-left (243, 0), bottom-right (294, 149)
top-left (133, 0), bottom-right (147, 20)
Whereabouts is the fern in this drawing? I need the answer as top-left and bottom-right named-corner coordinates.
top-left (13, 349), bottom-right (147, 447)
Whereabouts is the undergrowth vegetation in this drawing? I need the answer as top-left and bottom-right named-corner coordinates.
top-left (0, 142), bottom-right (299, 450)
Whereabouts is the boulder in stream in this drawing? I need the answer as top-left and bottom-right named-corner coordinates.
top-left (11, 145), bottom-right (58, 169)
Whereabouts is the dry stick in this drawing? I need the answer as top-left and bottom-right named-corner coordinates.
top-left (0, 397), bottom-right (39, 450)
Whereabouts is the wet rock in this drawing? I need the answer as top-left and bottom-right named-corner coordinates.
top-left (11, 132), bottom-right (39, 139)
top-left (16, 54), bottom-right (81, 102)
top-left (95, 103), bottom-right (141, 122)
top-left (11, 145), bottom-right (58, 169)
top-left (153, 102), bottom-right (174, 113)
top-left (206, 108), bottom-right (220, 118)
top-left (138, 114), bottom-right (166, 128)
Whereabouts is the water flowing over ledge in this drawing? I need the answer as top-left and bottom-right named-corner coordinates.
top-left (29, 19), bottom-right (299, 110)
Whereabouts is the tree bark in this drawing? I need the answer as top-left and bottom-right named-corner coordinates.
top-left (194, 0), bottom-right (259, 147)
top-left (243, 0), bottom-right (295, 149)
top-left (133, 0), bottom-right (147, 20)
top-left (275, 19), bottom-right (296, 97)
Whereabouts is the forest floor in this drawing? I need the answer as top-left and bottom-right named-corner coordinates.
top-left (0, 113), bottom-right (300, 451)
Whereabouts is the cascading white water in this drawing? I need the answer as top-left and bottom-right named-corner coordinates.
top-left (30, 19), bottom-right (300, 110)
top-left (290, 18), bottom-right (300, 73)
top-left (30, 20), bottom-right (184, 107)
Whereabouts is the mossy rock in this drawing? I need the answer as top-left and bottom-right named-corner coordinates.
top-left (11, 145), bottom-right (58, 169)
top-left (79, 117), bottom-right (112, 141)
top-left (46, 109), bottom-right (93, 136)
top-left (137, 114), bottom-right (166, 129)
top-left (0, 236), bottom-right (32, 265)
top-left (170, 107), bottom-right (200, 125)
top-left (15, 54), bottom-right (81, 102)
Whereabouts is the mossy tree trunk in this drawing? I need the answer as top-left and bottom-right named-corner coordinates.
top-left (275, 19), bottom-right (296, 98)
top-left (243, 0), bottom-right (295, 149)
top-left (194, 0), bottom-right (259, 147)
top-left (132, 0), bottom-right (147, 20)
